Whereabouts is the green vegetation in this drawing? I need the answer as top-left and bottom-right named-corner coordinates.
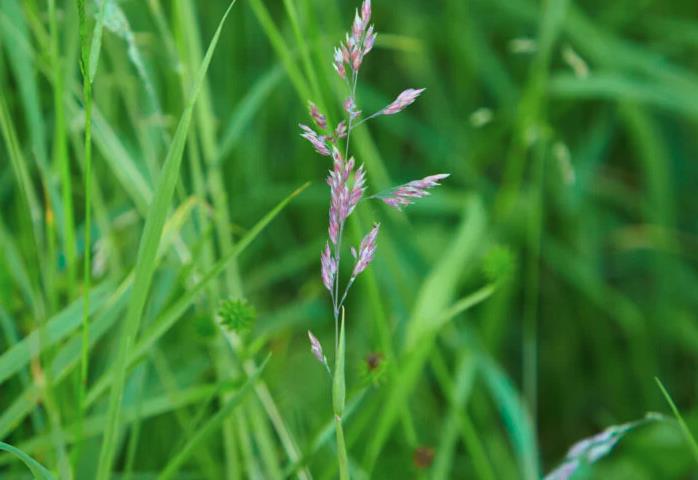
top-left (0, 0), bottom-right (697, 478)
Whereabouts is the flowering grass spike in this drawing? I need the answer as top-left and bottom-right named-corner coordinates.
top-left (298, 2), bottom-right (448, 477)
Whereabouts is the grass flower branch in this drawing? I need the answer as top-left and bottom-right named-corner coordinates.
top-left (299, 1), bottom-right (448, 477)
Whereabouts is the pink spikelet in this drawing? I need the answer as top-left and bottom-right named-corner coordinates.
top-left (363, 25), bottom-right (376, 56)
top-left (381, 174), bottom-right (450, 209)
top-left (333, 48), bottom-right (347, 79)
top-left (351, 11), bottom-right (364, 43)
top-left (351, 223), bottom-right (380, 278)
top-left (308, 102), bottom-right (327, 130)
top-left (348, 164), bottom-right (366, 214)
top-left (344, 96), bottom-right (361, 120)
top-left (383, 88), bottom-right (426, 115)
top-left (361, 0), bottom-right (371, 24)
top-left (308, 330), bottom-right (327, 365)
top-left (327, 150), bottom-right (353, 244)
top-left (299, 124), bottom-right (330, 156)
top-left (334, 121), bottom-right (348, 139)
top-left (321, 243), bottom-right (336, 292)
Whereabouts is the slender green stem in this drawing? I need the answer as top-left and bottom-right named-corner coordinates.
top-left (335, 416), bottom-right (350, 480)
top-left (655, 377), bottom-right (698, 465)
top-left (333, 309), bottom-right (349, 480)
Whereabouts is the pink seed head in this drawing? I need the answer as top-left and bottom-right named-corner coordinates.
top-left (341, 43), bottom-right (351, 63)
top-left (363, 25), bottom-right (376, 56)
top-left (308, 330), bottom-right (326, 364)
top-left (344, 96), bottom-right (361, 120)
top-left (308, 102), bottom-right (327, 130)
top-left (361, 0), bottom-right (371, 24)
top-left (321, 242), bottom-right (336, 292)
top-left (348, 164), bottom-right (366, 214)
top-left (333, 48), bottom-right (346, 79)
top-left (335, 120), bottom-right (348, 139)
top-left (352, 10), bottom-right (364, 43)
top-left (383, 88), bottom-right (426, 115)
top-left (299, 123), bottom-right (330, 156)
top-left (381, 174), bottom-right (450, 209)
top-left (352, 223), bottom-right (380, 278)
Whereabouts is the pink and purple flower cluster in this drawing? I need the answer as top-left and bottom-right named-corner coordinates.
top-left (302, 0), bottom-right (449, 361)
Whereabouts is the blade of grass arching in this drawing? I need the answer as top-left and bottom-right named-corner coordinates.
top-left (157, 356), bottom-right (270, 480)
top-left (480, 358), bottom-right (539, 480)
top-left (48, 0), bottom-right (77, 295)
top-left (655, 377), bottom-right (698, 466)
top-left (0, 442), bottom-right (56, 480)
top-left (95, 4), bottom-right (238, 478)
top-left (403, 197), bottom-right (487, 349)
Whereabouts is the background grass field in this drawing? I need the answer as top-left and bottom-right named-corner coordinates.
top-left (1, 0), bottom-right (698, 478)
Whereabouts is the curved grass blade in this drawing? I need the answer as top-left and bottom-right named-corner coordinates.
top-left (655, 377), bottom-right (698, 465)
top-left (95, 2), bottom-right (238, 478)
top-left (480, 358), bottom-right (539, 480)
top-left (0, 441), bottom-right (56, 480)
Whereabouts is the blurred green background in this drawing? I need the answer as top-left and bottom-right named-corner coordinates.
top-left (1, 0), bottom-right (698, 478)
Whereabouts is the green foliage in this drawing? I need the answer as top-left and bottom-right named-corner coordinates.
top-left (0, 0), bottom-right (697, 478)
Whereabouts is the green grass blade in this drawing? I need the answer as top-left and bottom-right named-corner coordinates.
top-left (157, 356), bottom-right (271, 480)
top-left (0, 441), bottom-right (56, 480)
top-left (480, 358), bottom-right (540, 480)
top-left (655, 377), bottom-right (698, 465)
top-left (95, 3), bottom-right (238, 478)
